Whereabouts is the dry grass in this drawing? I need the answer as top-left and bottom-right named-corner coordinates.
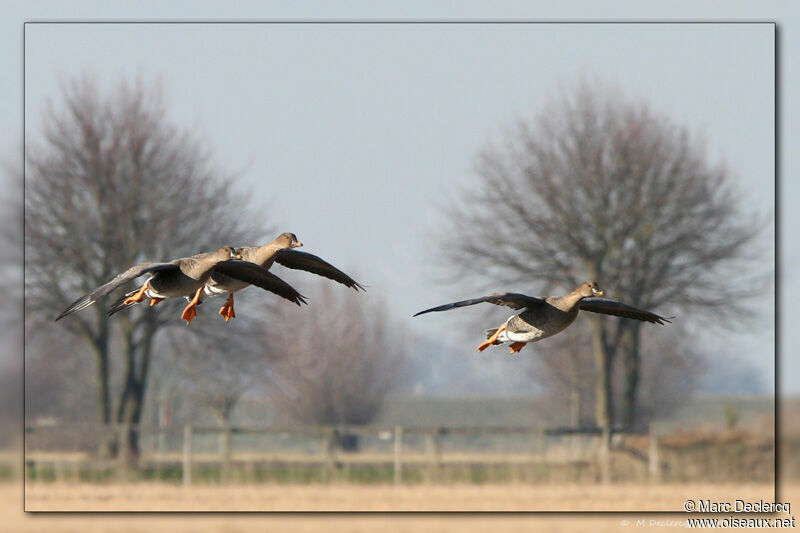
top-left (23, 481), bottom-right (775, 512)
top-left (3, 482), bottom-right (792, 532)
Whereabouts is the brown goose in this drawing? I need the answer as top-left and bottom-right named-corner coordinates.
top-left (201, 232), bottom-right (364, 321)
top-left (56, 246), bottom-right (306, 325)
top-left (413, 281), bottom-right (671, 354)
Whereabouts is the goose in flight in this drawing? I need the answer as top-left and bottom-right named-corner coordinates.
top-left (414, 281), bottom-right (671, 354)
top-left (201, 232), bottom-right (364, 321)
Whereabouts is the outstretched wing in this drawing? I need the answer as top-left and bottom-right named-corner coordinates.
top-left (213, 260), bottom-right (308, 306)
top-left (274, 249), bottom-right (365, 291)
top-left (413, 292), bottom-right (544, 317)
top-left (578, 298), bottom-right (673, 325)
top-left (55, 262), bottom-right (178, 321)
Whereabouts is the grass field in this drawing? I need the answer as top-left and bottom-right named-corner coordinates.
top-left (11, 394), bottom-right (784, 531)
top-left (7, 482), bottom-right (790, 533)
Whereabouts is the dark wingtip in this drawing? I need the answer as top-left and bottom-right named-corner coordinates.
top-left (55, 296), bottom-right (93, 321)
top-left (413, 303), bottom-right (453, 317)
top-left (650, 315), bottom-right (673, 325)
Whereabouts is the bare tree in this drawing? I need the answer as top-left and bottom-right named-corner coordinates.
top-left (440, 81), bottom-right (766, 429)
top-left (25, 76), bottom-right (262, 459)
top-left (267, 281), bottom-right (406, 427)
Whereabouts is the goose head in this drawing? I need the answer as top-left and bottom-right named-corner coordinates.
top-left (215, 245), bottom-right (239, 260)
top-left (275, 232), bottom-right (303, 249)
top-left (577, 280), bottom-right (604, 298)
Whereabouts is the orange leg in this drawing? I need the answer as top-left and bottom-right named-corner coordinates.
top-left (218, 294), bottom-right (236, 322)
top-left (123, 283), bottom-right (149, 305)
top-left (149, 298), bottom-right (164, 307)
top-left (181, 287), bottom-right (204, 325)
top-left (476, 324), bottom-right (506, 352)
top-left (509, 342), bottom-right (527, 354)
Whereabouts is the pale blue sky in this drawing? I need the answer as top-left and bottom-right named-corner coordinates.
top-left (4, 2), bottom-right (791, 393)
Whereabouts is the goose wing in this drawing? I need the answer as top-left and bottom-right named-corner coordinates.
top-left (274, 249), bottom-right (365, 291)
top-left (55, 262), bottom-right (179, 321)
top-left (213, 260), bottom-right (308, 306)
top-left (578, 297), bottom-right (672, 325)
top-left (414, 292), bottom-right (544, 317)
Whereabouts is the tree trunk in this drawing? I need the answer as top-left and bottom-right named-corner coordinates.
top-left (619, 324), bottom-right (642, 428)
top-left (115, 319), bottom-right (155, 464)
top-left (87, 321), bottom-right (116, 459)
top-left (568, 350), bottom-right (581, 427)
top-left (94, 349), bottom-right (116, 458)
top-left (118, 381), bottom-right (145, 462)
top-left (591, 316), bottom-right (614, 429)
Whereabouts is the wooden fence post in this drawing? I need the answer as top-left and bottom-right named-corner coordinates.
top-left (649, 422), bottom-right (660, 483)
top-left (53, 460), bottom-right (62, 483)
top-left (220, 425), bottom-right (232, 484)
top-left (15, 452), bottom-right (24, 482)
top-left (425, 431), bottom-right (441, 483)
top-left (537, 428), bottom-right (547, 459)
top-left (70, 457), bottom-right (80, 483)
top-left (393, 425), bottom-right (403, 485)
top-left (323, 427), bottom-right (336, 482)
top-left (528, 428), bottom-right (544, 482)
top-left (570, 433), bottom-right (580, 462)
top-left (182, 424), bottom-right (192, 487)
top-left (117, 424), bottom-right (130, 482)
top-left (600, 425), bottom-right (611, 484)
top-left (158, 427), bottom-right (167, 457)
top-left (158, 401), bottom-right (168, 456)
top-left (25, 460), bottom-right (35, 482)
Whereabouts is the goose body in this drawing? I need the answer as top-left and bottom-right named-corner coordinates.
top-left (492, 304), bottom-right (580, 344)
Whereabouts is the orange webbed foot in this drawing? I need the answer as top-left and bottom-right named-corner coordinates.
top-left (476, 324), bottom-right (506, 352)
top-left (181, 304), bottom-right (198, 324)
top-left (476, 340), bottom-right (494, 352)
top-left (509, 342), bottom-right (527, 354)
top-left (218, 304), bottom-right (235, 322)
top-left (123, 284), bottom-right (148, 305)
top-left (218, 295), bottom-right (235, 323)
top-left (149, 298), bottom-right (164, 307)
top-left (181, 287), bottom-right (204, 325)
